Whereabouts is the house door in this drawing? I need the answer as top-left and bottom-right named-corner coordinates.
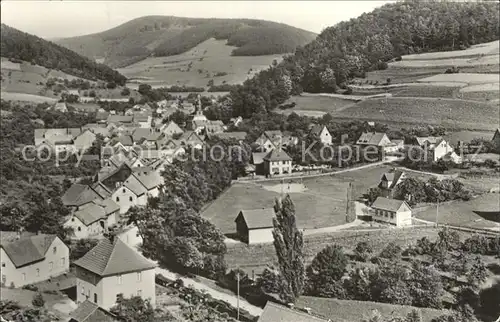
top-left (94, 293), bottom-right (97, 303)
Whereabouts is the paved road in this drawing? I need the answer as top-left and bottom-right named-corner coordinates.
top-left (155, 266), bottom-right (263, 316)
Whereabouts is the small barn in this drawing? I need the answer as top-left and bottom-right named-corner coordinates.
top-left (235, 208), bottom-right (275, 244)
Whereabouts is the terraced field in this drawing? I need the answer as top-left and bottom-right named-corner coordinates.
top-left (333, 97), bottom-right (499, 131)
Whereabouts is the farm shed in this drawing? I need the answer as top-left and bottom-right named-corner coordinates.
top-left (235, 208), bottom-right (275, 244)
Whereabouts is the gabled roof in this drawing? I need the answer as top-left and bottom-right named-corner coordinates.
top-left (107, 115), bottom-right (133, 124)
top-left (264, 149), bottom-right (292, 162)
top-left (211, 132), bottom-right (247, 141)
top-left (73, 203), bottom-right (107, 226)
top-left (1, 234), bottom-right (57, 268)
top-left (415, 136), bottom-right (443, 146)
top-left (92, 198), bottom-right (120, 215)
top-left (133, 171), bottom-right (162, 190)
top-left (356, 132), bottom-right (390, 146)
top-left (95, 111), bottom-right (110, 121)
top-left (252, 152), bottom-right (268, 165)
top-left (161, 121), bottom-right (183, 134)
top-left (379, 170), bottom-right (405, 189)
top-left (236, 208), bottom-right (275, 229)
top-left (123, 175), bottom-right (148, 196)
top-left (132, 128), bottom-right (152, 143)
top-left (264, 130), bottom-right (283, 139)
top-left (73, 238), bottom-right (156, 277)
top-left (117, 135), bottom-right (133, 146)
top-left (69, 300), bottom-right (118, 322)
top-left (258, 301), bottom-right (329, 322)
top-left (62, 184), bottom-right (102, 207)
top-left (310, 124), bottom-right (327, 136)
top-left (372, 197), bottom-right (410, 212)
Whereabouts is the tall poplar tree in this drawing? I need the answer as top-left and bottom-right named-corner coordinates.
top-left (272, 195), bottom-right (305, 303)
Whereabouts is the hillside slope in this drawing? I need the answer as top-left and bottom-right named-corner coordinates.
top-left (0, 24), bottom-right (127, 85)
top-left (55, 16), bottom-right (316, 68)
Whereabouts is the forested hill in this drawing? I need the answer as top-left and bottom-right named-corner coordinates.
top-left (229, 0), bottom-right (500, 117)
top-left (289, 0), bottom-right (500, 92)
top-left (0, 24), bottom-right (127, 85)
top-left (55, 16), bottom-right (317, 68)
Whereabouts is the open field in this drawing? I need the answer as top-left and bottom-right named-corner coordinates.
top-left (418, 73), bottom-right (500, 85)
top-left (202, 165), bottom-right (435, 235)
top-left (333, 97), bottom-right (500, 131)
top-left (415, 194), bottom-right (500, 230)
top-left (278, 95), bottom-right (356, 114)
top-left (390, 84), bottom-right (462, 99)
top-left (390, 54), bottom-right (499, 68)
top-left (0, 91), bottom-right (57, 103)
top-left (443, 130), bottom-right (496, 146)
top-left (117, 38), bottom-right (284, 88)
top-left (402, 40), bottom-right (499, 60)
top-left (296, 296), bottom-right (447, 322)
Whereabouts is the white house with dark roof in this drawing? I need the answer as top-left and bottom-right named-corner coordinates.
top-left (111, 171), bottom-right (162, 214)
top-left (69, 300), bottom-right (118, 322)
top-left (64, 199), bottom-right (120, 239)
top-left (356, 132), bottom-right (397, 153)
top-left (310, 125), bottom-right (332, 145)
top-left (371, 197), bottom-right (412, 227)
top-left (74, 237), bottom-right (157, 309)
top-left (0, 234), bottom-right (69, 287)
top-left (263, 149), bottom-right (293, 176)
top-left (235, 208), bottom-right (275, 244)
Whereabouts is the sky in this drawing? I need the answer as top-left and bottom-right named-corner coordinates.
top-left (1, 1), bottom-right (391, 39)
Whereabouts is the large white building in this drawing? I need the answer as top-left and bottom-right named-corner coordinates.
top-left (74, 237), bottom-right (157, 310)
top-left (1, 234), bottom-right (69, 288)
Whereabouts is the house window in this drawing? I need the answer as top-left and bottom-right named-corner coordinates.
top-left (122, 188), bottom-right (126, 193)
top-left (81, 286), bottom-right (85, 295)
top-left (36, 269), bottom-right (40, 277)
top-left (94, 293), bottom-right (97, 303)
top-left (117, 275), bottom-right (122, 285)
top-left (129, 196), bottom-right (133, 202)
top-left (116, 197), bottom-right (120, 202)
top-left (2, 275), bottom-right (6, 284)
top-left (282, 161), bottom-right (286, 165)
top-left (1, 263), bottom-right (4, 267)
top-left (53, 247), bottom-right (57, 254)
top-left (137, 272), bottom-right (142, 282)
top-left (78, 227), bottom-right (81, 232)
top-left (71, 218), bottom-right (75, 222)
top-left (391, 213), bottom-right (395, 219)
top-left (49, 262), bottom-right (53, 271)
top-left (137, 290), bottom-right (142, 296)
top-left (22, 273), bottom-right (26, 281)
top-left (61, 257), bottom-right (65, 267)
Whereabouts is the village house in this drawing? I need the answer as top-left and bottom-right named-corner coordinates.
top-left (310, 125), bottom-right (333, 145)
top-left (371, 197), bottom-right (412, 227)
top-left (133, 112), bottom-right (152, 128)
top-left (251, 152), bottom-right (268, 175)
top-left (255, 130), bottom-right (298, 152)
top-left (159, 121), bottom-right (184, 137)
top-left (74, 130), bottom-right (97, 152)
top-left (207, 131), bottom-right (248, 142)
top-left (74, 237), bottom-right (157, 309)
top-left (106, 115), bottom-right (134, 127)
top-left (263, 149), bottom-right (293, 176)
top-left (0, 234), bottom-right (69, 288)
top-left (64, 199), bottom-right (119, 239)
top-left (50, 102), bottom-right (68, 113)
top-left (116, 224), bottom-right (143, 248)
top-left (258, 302), bottom-right (329, 322)
top-left (179, 131), bottom-right (204, 149)
top-left (111, 171), bottom-right (162, 214)
top-left (356, 132), bottom-right (399, 153)
top-left (378, 170), bottom-right (406, 198)
top-left (425, 138), bottom-right (456, 162)
top-left (69, 300), bottom-right (119, 322)
top-left (62, 183), bottom-right (105, 209)
top-left (235, 208), bottom-right (275, 244)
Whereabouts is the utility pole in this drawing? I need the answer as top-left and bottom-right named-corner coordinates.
top-left (435, 200), bottom-right (439, 227)
top-left (236, 271), bottom-right (240, 321)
